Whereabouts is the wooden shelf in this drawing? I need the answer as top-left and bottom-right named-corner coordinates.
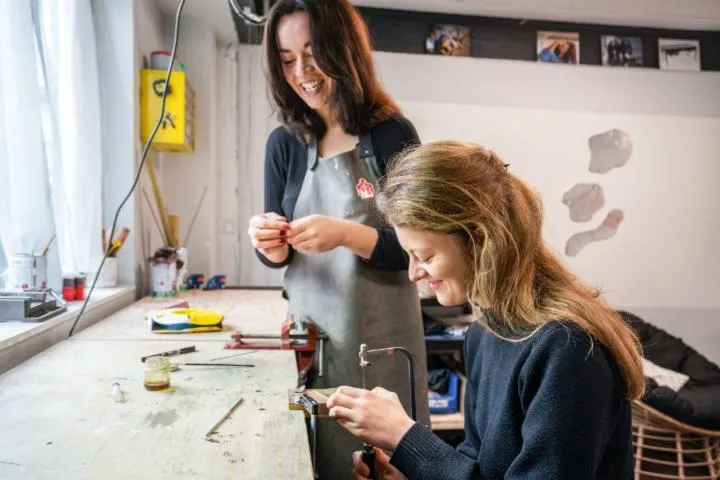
top-left (430, 412), bottom-right (464, 431)
top-left (425, 334), bottom-right (466, 354)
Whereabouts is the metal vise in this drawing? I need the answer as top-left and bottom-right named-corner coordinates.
top-left (225, 315), bottom-right (327, 391)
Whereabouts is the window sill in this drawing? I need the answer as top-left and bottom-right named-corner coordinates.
top-left (0, 285), bottom-right (136, 375)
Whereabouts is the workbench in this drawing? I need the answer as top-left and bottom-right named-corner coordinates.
top-left (0, 289), bottom-right (314, 479)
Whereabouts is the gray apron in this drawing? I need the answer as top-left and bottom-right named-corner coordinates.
top-left (284, 133), bottom-right (430, 479)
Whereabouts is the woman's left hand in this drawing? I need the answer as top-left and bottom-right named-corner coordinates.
top-left (327, 386), bottom-right (416, 451)
top-left (287, 214), bottom-right (347, 254)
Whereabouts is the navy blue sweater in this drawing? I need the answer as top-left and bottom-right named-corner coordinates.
top-left (257, 115), bottom-right (420, 270)
top-left (391, 321), bottom-right (634, 479)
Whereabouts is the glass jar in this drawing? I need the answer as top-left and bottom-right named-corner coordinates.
top-left (144, 356), bottom-right (171, 391)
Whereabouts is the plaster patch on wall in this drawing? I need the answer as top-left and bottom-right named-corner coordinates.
top-left (562, 183), bottom-right (605, 222)
top-left (588, 129), bottom-right (633, 173)
top-left (565, 209), bottom-right (624, 257)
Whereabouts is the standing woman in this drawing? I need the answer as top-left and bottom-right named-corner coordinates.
top-left (246, 0), bottom-right (430, 477)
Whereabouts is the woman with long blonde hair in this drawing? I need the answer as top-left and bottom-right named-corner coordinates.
top-left (328, 140), bottom-right (645, 479)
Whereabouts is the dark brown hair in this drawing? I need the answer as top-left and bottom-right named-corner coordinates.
top-left (262, 0), bottom-right (401, 140)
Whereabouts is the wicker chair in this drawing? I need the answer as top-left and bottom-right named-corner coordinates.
top-left (632, 400), bottom-right (720, 479)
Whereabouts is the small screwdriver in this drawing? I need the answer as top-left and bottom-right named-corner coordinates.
top-left (361, 442), bottom-right (377, 479)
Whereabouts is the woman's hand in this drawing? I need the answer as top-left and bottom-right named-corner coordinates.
top-left (352, 447), bottom-right (406, 480)
top-left (287, 214), bottom-right (348, 254)
top-left (327, 386), bottom-right (415, 451)
top-left (247, 212), bottom-right (289, 259)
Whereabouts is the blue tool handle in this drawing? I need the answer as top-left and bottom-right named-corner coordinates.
top-left (361, 443), bottom-right (377, 479)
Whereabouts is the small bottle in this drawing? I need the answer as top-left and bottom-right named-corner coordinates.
top-left (62, 276), bottom-right (76, 302)
top-left (74, 275), bottom-right (86, 300)
top-left (111, 383), bottom-right (125, 403)
top-left (144, 356), bottom-right (171, 391)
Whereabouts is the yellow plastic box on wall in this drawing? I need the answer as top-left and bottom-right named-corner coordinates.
top-left (140, 69), bottom-right (196, 153)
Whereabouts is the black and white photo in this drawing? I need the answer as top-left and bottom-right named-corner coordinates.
top-left (658, 38), bottom-right (701, 71)
top-left (601, 35), bottom-right (644, 67)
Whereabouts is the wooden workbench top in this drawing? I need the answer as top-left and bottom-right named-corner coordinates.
top-left (73, 288), bottom-right (289, 342)
top-left (0, 289), bottom-right (314, 479)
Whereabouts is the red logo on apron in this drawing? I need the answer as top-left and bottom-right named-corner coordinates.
top-left (356, 178), bottom-right (375, 199)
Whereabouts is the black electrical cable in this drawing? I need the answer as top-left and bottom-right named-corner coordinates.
top-left (67, 0), bottom-right (188, 337)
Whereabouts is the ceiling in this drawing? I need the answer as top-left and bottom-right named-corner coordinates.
top-left (153, 0), bottom-right (720, 44)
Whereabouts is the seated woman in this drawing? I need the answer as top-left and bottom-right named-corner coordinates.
top-left (327, 140), bottom-right (646, 480)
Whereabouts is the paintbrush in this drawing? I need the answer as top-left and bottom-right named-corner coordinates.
top-left (180, 363), bottom-right (255, 367)
top-left (141, 345), bottom-right (197, 362)
top-left (41, 235), bottom-right (55, 256)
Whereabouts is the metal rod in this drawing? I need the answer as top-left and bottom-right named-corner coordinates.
top-left (141, 345), bottom-right (196, 362)
top-left (183, 363), bottom-right (254, 367)
top-left (317, 336), bottom-right (324, 377)
top-left (298, 394), bottom-right (320, 479)
top-left (236, 333), bottom-right (310, 339)
top-left (310, 413), bottom-right (318, 479)
top-left (204, 397), bottom-right (244, 440)
top-left (209, 350), bottom-right (257, 362)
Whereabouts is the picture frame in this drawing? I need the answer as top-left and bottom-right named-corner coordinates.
top-left (601, 35), bottom-right (644, 67)
top-left (425, 24), bottom-right (472, 57)
top-left (537, 31), bottom-right (580, 65)
top-left (658, 38), bottom-right (701, 71)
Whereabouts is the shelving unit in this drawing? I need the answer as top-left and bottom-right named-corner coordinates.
top-left (422, 297), bottom-right (470, 435)
top-left (431, 412), bottom-right (465, 431)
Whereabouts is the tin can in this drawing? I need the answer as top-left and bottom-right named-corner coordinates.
top-left (7, 254), bottom-right (48, 290)
top-left (97, 257), bottom-right (118, 288)
top-left (151, 262), bottom-right (177, 297)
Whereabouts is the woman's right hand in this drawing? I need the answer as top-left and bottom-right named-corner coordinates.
top-left (248, 212), bottom-right (290, 258)
top-left (352, 448), bottom-right (406, 480)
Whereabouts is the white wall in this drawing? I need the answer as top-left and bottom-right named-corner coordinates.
top-left (216, 45), bottom-right (283, 287)
top-left (131, 0), bottom-right (174, 294)
top-left (377, 52), bottom-right (720, 361)
top-left (94, 0), bottom-right (136, 288)
top-left (373, 53), bottom-right (720, 307)
top-left (220, 45), bottom-right (720, 361)
top-left (158, 15), bottom-right (220, 279)
top-left (55, 0), bottom-right (218, 295)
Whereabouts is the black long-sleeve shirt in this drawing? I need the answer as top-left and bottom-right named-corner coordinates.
top-left (257, 115), bottom-right (420, 270)
top-left (391, 320), bottom-right (634, 479)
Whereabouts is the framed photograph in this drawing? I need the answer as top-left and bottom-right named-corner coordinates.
top-left (425, 24), bottom-right (471, 57)
top-left (537, 31), bottom-right (580, 64)
top-left (601, 36), bottom-right (644, 67)
top-left (658, 38), bottom-right (701, 71)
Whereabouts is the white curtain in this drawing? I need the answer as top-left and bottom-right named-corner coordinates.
top-left (36, 0), bottom-right (102, 275)
top-left (0, 0), bottom-right (56, 274)
top-left (0, 0), bottom-right (103, 288)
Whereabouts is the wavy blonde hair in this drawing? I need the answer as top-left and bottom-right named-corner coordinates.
top-left (377, 140), bottom-right (645, 400)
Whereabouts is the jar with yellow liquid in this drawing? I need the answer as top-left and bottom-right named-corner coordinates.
top-left (144, 356), bottom-right (171, 391)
